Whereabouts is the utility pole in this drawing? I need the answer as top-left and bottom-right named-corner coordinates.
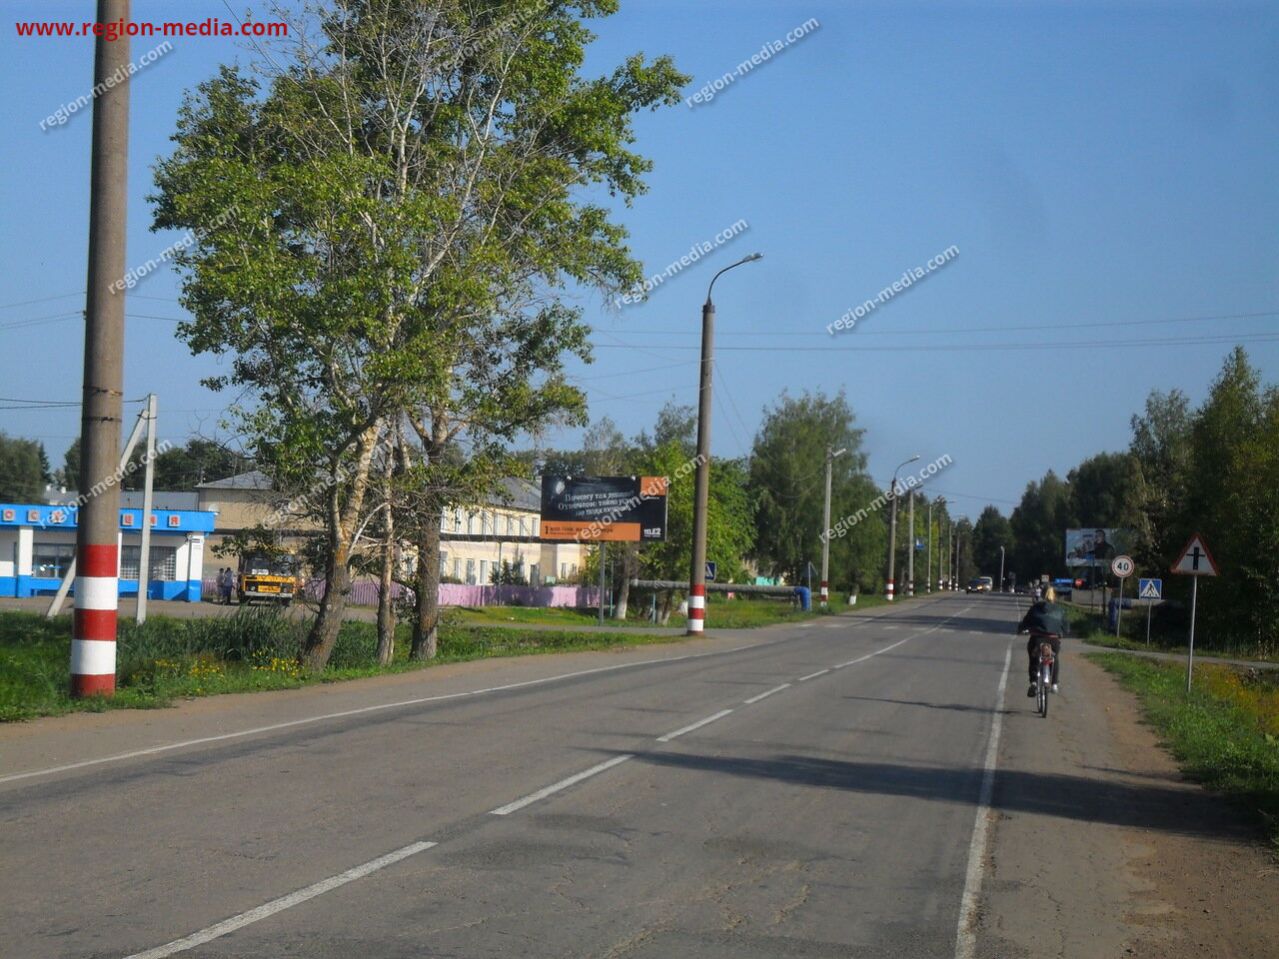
top-left (906, 489), bottom-right (915, 598)
top-left (688, 253), bottom-right (761, 636)
top-left (885, 454), bottom-right (919, 602)
top-left (926, 498), bottom-right (933, 593)
top-left (947, 518), bottom-right (954, 591)
top-left (71, 0), bottom-right (131, 698)
top-left (136, 393), bottom-right (157, 623)
top-left (998, 545), bottom-right (1006, 594)
top-left (820, 445), bottom-right (846, 609)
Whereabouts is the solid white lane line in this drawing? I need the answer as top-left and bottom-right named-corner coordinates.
top-left (123, 841), bottom-right (437, 959)
top-left (488, 754), bottom-right (634, 816)
top-left (954, 644), bottom-right (1012, 959)
top-left (797, 669), bottom-right (830, 682)
top-left (656, 709), bottom-right (735, 743)
top-left (1, 643), bottom-right (763, 787)
top-left (743, 683), bottom-right (791, 705)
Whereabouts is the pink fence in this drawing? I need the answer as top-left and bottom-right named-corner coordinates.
top-left (205, 578), bottom-right (600, 609)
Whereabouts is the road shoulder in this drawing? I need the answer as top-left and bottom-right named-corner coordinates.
top-left (976, 644), bottom-right (1279, 958)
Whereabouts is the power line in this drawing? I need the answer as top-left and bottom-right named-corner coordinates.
top-left (592, 308), bottom-right (1279, 339)
top-left (593, 331), bottom-right (1279, 353)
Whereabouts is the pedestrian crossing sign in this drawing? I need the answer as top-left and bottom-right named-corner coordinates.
top-left (1138, 578), bottom-right (1162, 599)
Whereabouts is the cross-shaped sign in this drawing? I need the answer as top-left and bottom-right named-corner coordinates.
top-left (1172, 534), bottom-right (1218, 577)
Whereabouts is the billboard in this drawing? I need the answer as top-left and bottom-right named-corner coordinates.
top-left (540, 475), bottom-right (668, 542)
top-left (1064, 528), bottom-right (1133, 567)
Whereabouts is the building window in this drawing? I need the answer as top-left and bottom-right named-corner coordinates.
top-left (453, 509), bottom-right (463, 531)
top-left (467, 512), bottom-right (475, 535)
top-left (32, 543), bottom-right (75, 579)
top-left (479, 560), bottom-right (488, 583)
top-left (120, 545), bottom-right (178, 581)
top-left (439, 551), bottom-right (447, 573)
top-left (453, 558), bottom-right (461, 581)
top-left (465, 559), bottom-right (476, 584)
top-left (560, 562), bottom-right (567, 579)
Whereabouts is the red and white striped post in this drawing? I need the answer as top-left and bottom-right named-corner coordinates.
top-left (820, 581), bottom-right (829, 606)
top-left (72, 0), bottom-right (130, 697)
top-left (687, 583), bottom-right (706, 633)
top-left (886, 579), bottom-right (895, 602)
top-left (72, 544), bottom-right (119, 696)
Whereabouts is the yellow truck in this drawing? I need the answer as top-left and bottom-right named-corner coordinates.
top-left (237, 551), bottom-right (300, 606)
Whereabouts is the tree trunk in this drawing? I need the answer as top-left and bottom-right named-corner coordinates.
top-left (410, 508), bottom-right (442, 660)
top-left (658, 589), bottom-right (673, 626)
top-left (303, 526), bottom-right (352, 670)
top-left (613, 544), bottom-right (635, 620)
top-left (301, 424), bottom-right (383, 671)
top-left (376, 517), bottom-right (396, 666)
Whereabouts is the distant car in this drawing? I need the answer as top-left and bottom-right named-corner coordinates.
top-left (966, 576), bottom-right (994, 593)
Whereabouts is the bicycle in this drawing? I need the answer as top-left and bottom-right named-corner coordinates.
top-left (1030, 633), bottom-right (1057, 718)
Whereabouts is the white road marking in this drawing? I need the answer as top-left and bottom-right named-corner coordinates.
top-left (656, 708), bottom-right (735, 743)
top-left (797, 668), bottom-right (830, 682)
top-left (743, 683), bottom-right (791, 705)
top-left (488, 754), bottom-right (634, 815)
top-left (122, 840), bottom-right (437, 959)
top-left (1, 643), bottom-right (765, 786)
top-left (883, 625), bottom-right (898, 631)
top-left (833, 635), bottom-right (913, 669)
top-left (954, 644), bottom-right (1012, 959)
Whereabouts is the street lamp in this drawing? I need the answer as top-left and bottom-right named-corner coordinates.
top-left (885, 453), bottom-right (920, 602)
top-left (999, 545), bottom-right (1006, 593)
top-left (820, 445), bottom-right (848, 608)
top-left (688, 253), bottom-right (763, 636)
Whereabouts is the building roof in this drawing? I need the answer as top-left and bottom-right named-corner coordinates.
top-left (196, 470), bottom-right (274, 491)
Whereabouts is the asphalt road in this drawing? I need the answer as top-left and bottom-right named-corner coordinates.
top-left (1, 594), bottom-right (1164, 958)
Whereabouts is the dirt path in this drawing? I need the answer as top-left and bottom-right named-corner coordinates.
top-left (976, 645), bottom-right (1279, 957)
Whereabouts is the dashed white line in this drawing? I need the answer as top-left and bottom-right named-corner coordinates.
top-left (489, 754), bottom-right (634, 815)
top-left (656, 708), bottom-right (735, 743)
top-left (743, 683), bottom-right (791, 705)
top-left (797, 668), bottom-right (830, 682)
top-left (954, 644), bottom-right (1012, 959)
top-left (122, 840), bottom-right (437, 959)
top-left (833, 635), bottom-right (914, 669)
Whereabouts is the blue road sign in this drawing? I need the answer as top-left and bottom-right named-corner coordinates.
top-left (914, 538), bottom-right (925, 551)
top-left (1138, 577), bottom-right (1162, 600)
top-left (705, 561), bottom-right (717, 582)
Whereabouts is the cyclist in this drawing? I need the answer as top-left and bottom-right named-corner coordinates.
top-left (1017, 585), bottom-right (1067, 696)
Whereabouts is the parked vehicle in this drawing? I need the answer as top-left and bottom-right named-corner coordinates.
top-left (237, 551), bottom-right (299, 605)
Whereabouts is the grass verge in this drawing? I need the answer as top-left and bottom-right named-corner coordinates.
top-left (0, 609), bottom-right (675, 723)
top-left (451, 591), bottom-right (904, 630)
top-left (1089, 651), bottom-right (1279, 846)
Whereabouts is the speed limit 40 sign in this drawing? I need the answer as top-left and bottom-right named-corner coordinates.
top-left (1111, 554), bottom-right (1135, 578)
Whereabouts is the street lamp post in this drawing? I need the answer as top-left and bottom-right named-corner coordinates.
top-left (946, 515), bottom-right (954, 591)
top-left (999, 545), bottom-right (1006, 593)
top-left (906, 488), bottom-right (915, 597)
top-left (885, 454), bottom-right (920, 602)
top-left (926, 498), bottom-right (934, 593)
top-left (820, 446), bottom-right (847, 609)
top-left (688, 253), bottom-right (762, 636)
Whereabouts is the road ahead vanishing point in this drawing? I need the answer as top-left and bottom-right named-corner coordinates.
top-left (2, 594), bottom-right (1222, 959)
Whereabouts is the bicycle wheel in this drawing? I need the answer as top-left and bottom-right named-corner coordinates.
top-left (1039, 664), bottom-right (1050, 717)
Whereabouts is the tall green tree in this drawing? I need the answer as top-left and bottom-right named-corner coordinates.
top-left (749, 389), bottom-right (881, 590)
top-left (1009, 470), bottom-right (1075, 581)
top-left (154, 0), bottom-right (686, 667)
top-left (0, 433), bottom-right (46, 502)
top-left (971, 505), bottom-right (1013, 584)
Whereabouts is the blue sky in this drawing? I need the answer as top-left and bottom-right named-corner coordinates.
top-left (2, 0), bottom-right (1277, 518)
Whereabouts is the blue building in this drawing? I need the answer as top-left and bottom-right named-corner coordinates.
top-left (0, 503), bottom-right (216, 601)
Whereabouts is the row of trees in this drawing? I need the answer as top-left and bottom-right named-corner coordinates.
top-left (153, 0), bottom-right (688, 669)
top-left (970, 347), bottom-right (1278, 654)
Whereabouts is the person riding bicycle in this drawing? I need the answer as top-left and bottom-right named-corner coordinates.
top-left (1017, 586), bottom-right (1067, 697)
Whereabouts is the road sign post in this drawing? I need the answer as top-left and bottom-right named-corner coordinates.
top-left (1138, 578), bottom-right (1162, 647)
top-left (1171, 534), bottom-right (1219, 692)
top-left (1110, 554), bottom-right (1134, 637)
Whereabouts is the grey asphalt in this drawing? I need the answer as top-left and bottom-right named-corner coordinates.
top-left (0, 594), bottom-right (1170, 958)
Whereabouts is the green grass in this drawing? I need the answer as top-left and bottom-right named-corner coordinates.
top-left (0, 610), bottom-right (675, 723)
top-left (1089, 651), bottom-right (1279, 846)
top-left (451, 591), bottom-right (904, 630)
top-left (1066, 603), bottom-right (1277, 663)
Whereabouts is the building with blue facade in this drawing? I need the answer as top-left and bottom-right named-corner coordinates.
top-left (0, 503), bottom-right (216, 601)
